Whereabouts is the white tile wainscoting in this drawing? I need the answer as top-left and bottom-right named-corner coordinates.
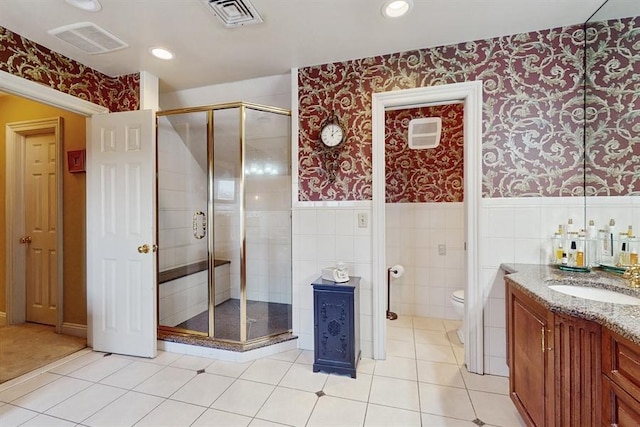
top-left (291, 196), bottom-right (637, 376)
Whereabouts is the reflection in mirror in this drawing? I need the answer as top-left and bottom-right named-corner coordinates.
top-left (584, 1), bottom-right (640, 235)
top-left (585, 1), bottom-right (640, 196)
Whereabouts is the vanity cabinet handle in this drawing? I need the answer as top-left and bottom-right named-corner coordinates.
top-left (541, 327), bottom-right (553, 352)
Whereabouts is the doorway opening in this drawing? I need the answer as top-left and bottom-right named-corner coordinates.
top-left (383, 101), bottom-right (466, 356)
top-left (1, 83), bottom-right (98, 383)
top-left (372, 81), bottom-right (484, 373)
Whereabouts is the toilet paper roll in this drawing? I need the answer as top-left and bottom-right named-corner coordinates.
top-left (390, 264), bottom-right (405, 278)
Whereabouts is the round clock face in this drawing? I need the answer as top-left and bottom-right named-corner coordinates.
top-left (321, 123), bottom-right (344, 147)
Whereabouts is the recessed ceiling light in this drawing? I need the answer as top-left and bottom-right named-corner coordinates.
top-left (65, 0), bottom-right (102, 12)
top-left (381, 0), bottom-right (413, 18)
top-left (150, 47), bottom-right (174, 60)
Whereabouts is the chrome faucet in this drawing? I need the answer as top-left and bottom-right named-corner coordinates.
top-left (623, 265), bottom-right (640, 288)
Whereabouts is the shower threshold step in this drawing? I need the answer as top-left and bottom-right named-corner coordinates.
top-left (158, 329), bottom-right (297, 353)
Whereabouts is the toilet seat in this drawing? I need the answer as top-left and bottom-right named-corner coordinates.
top-left (452, 289), bottom-right (464, 303)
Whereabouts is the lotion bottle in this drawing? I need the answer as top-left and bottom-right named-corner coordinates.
top-left (602, 219), bottom-right (616, 264)
top-left (576, 232), bottom-right (585, 267)
top-left (553, 233), bottom-right (564, 264)
top-left (586, 220), bottom-right (597, 267)
top-left (618, 233), bottom-right (629, 265)
top-left (630, 237), bottom-right (638, 266)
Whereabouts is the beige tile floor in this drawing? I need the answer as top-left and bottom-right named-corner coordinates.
top-left (0, 317), bottom-right (525, 426)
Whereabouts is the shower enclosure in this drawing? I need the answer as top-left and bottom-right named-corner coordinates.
top-left (156, 102), bottom-right (292, 345)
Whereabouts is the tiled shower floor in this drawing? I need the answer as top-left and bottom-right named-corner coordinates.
top-left (176, 299), bottom-right (292, 341)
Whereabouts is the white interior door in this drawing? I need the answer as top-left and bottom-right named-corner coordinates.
top-left (87, 109), bottom-right (157, 358)
top-left (25, 131), bottom-right (59, 325)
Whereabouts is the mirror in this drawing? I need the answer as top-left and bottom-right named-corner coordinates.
top-left (584, 2), bottom-right (640, 207)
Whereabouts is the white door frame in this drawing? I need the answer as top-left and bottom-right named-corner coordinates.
top-left (372, 81), bottom-right (484, 373)
top-left (1, 70), bottom-right (108, 329)
top-left (5, 117), bottom-right (63, 327)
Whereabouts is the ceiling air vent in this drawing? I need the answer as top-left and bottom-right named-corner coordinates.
top-left (207, 0), bottom-right (263, 27)
top-left (408, 117), bottom-right (442, 149)
top-left (48, 22), bottom-right (128, 54)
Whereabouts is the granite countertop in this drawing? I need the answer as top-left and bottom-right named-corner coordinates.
top-left (501, 263), bottom-right (640, 345)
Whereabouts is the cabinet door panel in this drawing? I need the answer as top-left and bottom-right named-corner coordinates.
top-left (603, 328), bottom-right (640, 398)
top-left (602, 375), bottom-right (640, 427)
top-left (510, 292), bottom-right (548, 427)
top-left (314, 289), bottom-right (353, 366)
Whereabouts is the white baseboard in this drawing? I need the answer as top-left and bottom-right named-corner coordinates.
top-left (0, 312), bottom-right (6, 326)
top-left (61, 322), bottom-right (87, 338)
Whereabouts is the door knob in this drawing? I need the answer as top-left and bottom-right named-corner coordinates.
top-left (137, 244), bottom-right (158, 254)
top-left (19, 236), bottom-right (32, 244)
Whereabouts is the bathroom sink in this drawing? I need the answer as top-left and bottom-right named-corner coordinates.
top-left (548, 285), bottom-right (640, 305)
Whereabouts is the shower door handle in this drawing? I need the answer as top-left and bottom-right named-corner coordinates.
top-left (193, 211), bottom-right (207, 239)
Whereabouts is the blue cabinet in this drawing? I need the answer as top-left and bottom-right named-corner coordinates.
top-left (312, 276), bottom-right (360, 378)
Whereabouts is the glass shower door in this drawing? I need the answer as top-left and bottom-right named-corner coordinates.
top-left (157, 111), bottom-right (210, 335)
top-left (243, 107), bottom-right (292, 340)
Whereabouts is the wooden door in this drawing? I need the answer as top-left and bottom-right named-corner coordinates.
top-left (24, 131), bottom-right (58, 325)
top-left (86, 110), bottom-right (157, 358)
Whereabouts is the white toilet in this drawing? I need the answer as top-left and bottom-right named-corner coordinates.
top-left (450, 289), bottom-right (465, 344)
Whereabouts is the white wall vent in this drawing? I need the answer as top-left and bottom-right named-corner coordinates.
top-left (207, 0), bottom-right (263, 27)
top-left (48, 22), bottom-right (128, 54)
top-left (408, 117), bottom-right (442, 149)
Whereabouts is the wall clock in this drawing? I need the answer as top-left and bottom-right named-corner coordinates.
top-left (320, 114), bottom-right (345, 147)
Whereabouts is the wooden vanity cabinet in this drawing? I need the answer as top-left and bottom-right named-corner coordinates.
top-left (601, 328), bottom-right (640, 426)
top-left (507, 281), bottom-right (602, 427)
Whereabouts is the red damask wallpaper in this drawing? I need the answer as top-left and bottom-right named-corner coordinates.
top-left (298, 25), bottom-right (586, 200)
top-left (0, 26), bottom-right (139, 112)
top-left (585, 16), bottom-right (640, 196)
top-left (385, 104), bottom-right (464, 203)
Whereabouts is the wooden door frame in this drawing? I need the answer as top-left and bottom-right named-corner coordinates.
top-left (5, 118), bottom-right (63, 329)
top-left (371, 81), bottom-right (484, 372)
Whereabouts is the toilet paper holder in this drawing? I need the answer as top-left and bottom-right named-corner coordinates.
top-left (386, 265), bottom-right (403, 320)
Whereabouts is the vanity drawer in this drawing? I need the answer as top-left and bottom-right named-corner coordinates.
top-left (602, 328), bottom-right (640, 398)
